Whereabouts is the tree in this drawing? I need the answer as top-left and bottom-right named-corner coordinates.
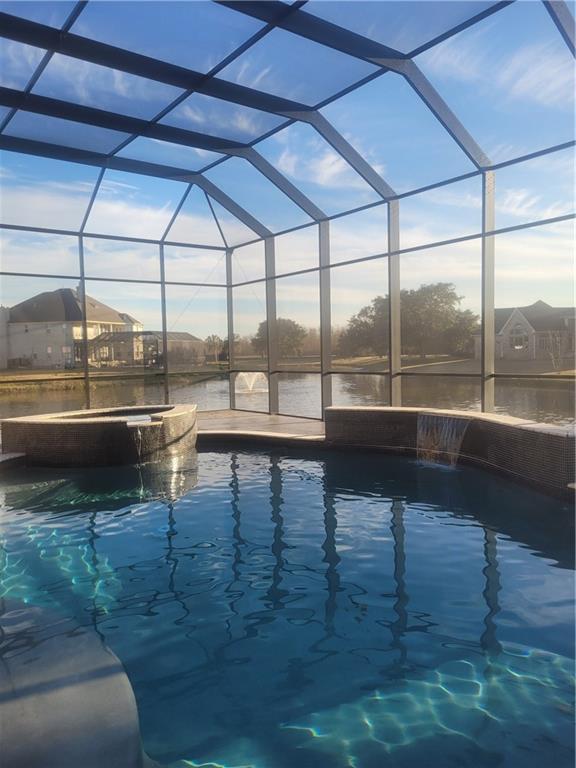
top-left (252, 317), bottom-right (307, 358)
top-left (401, 283), bottom-right (469, 357)
top-left (204, 334), bottom-right (222, 362)
top-left (219, 334), bottom-right (239, 362)
top-left (337, 283), bottom-right (479, 360)
top-left (441, 309), bottom-right (478, 356)
top-left (337, 295), bottom-right (389, 358)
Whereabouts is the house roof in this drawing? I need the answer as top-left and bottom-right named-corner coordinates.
top-left (150, 331), bottom-right (204, 343)
top-left (89, 330), bottom-right (204, 344)
top-left (495, 301), bottom-right (575, 334)
top-left (9, 288), bottom-right (141, 325)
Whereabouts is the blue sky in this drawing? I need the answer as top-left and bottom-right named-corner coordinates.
top-left (0, 0), bottom-right (574, 334)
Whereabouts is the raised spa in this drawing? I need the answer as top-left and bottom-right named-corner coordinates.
top-left (0, 404), bottom-right (197, 466)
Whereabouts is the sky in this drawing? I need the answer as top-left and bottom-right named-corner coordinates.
top-left (0, 0), bottom-right (574, 336)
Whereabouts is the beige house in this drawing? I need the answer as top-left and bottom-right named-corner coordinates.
top-left (474, 301), bottom-right (575, 366)
top-left (0, 287), bottom-right (142, 370)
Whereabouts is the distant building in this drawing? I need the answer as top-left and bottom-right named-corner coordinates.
top-left (88, 330), bottom-right (206, 369)
top-left (0, 287), bottom-right (143, 370)
top-left (0, 287), bottom-right (208, 370)
top-left (473, 301), bottom-right (575, 363)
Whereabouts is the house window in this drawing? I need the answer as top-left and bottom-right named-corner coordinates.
top-left (509, 324), bottom-right (529, 351)
top-left (46, 346), bottom-right (52, 355)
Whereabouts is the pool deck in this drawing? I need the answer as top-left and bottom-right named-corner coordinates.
top-left (197, 410), bottom-right (325, 442)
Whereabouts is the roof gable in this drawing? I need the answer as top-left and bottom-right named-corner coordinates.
top-left (496, 302), bottom-right (575, 334)
top-left (9, 288), bottom-right (141, 325)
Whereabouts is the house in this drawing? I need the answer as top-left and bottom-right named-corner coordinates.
top-left (88, 330), bottom-right (207, 369)
top-left (0, 287), bottom-right (143, 369)
top-left (473, 301), bottom-right (575, 365)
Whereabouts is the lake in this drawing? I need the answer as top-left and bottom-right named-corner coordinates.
top-left (0, 373), bottom-right (574, 426)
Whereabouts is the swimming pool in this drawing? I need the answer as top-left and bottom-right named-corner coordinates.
top-left (0, 449), bottom-right (574, 767)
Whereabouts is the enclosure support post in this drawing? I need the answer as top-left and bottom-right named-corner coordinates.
top-left (265, 237), bottom-right (279, 414)
top-left (159, 243), bottom-right (170, 405)
top-left (543, 0), bottom-right (575, 56)
top-left (481, 171), bottom-right (495, 411)
top-left (319, 220), bottom-right (332, 414)
top-left (388, 201), bottom-right (401, 406)
top-left (226, 248), bottom-right (236, 410)
top-left (77, 235), bottom-right (91, 410)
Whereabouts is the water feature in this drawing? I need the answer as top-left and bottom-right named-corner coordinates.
top-left (417, 413), bottom-right (471, 465)
top-left (235, 371), bottom-right (269, 393)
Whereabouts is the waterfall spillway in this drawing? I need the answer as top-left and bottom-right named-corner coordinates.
top-left (132, 424), bottom-right (143, 466)
top-left (416, 413), bottom-right (470, 466)
top-left (236, 371), bottom-right (268, 393)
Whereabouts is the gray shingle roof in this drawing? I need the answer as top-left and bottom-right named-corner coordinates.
top-left (495, 301), bottom-right (575, 334)
top-left (9, 288), bottom-right (141, 325)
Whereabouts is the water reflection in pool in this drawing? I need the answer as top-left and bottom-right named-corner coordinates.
top-left (0, 449), bottom-right (573, 767)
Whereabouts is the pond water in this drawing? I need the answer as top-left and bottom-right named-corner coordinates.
top-left (0, 373), bottom-right (574, 425)
top-left (0, 449), bottom-right (573, 768)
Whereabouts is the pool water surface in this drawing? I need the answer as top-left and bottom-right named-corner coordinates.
top-left (0, 449), bottom-right (573, 767)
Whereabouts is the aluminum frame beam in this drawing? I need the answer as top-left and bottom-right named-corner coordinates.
top-left (319, 220), bottom-right (332, 411)
top-left (220, 3), bottom-right (491, 169)
top-left (226, 248), bottom-right (236, 409)
top-left (481, 171), bottom-right (496, 411)
top-left (543, 0), bottom-right (576, 56)
top-left (0, 1), bottom-right (87, 134)
top-left (160, 184), bottom-right (194, 243)
top-left (77, 235), bottom-right (91, 409)
top-left (219, 1), bottom-right (405, 63)
top-left (0, 134), bottom-right (271, 238)
top-left (0, 12), bottom-right (314, 117)
top-left (387, 201), bottom-right (401, 406)
top-left (0, 88), bottom-right (326, 221)
top-left (264, 237), bottom-right (279, 413)
top-left (232, 147), bottom-right (326, 220)
top-left (192, 176), bottom-right (273, 239)
top-left (395, 61), bottom-right (491, 168)
top-left (303, 112), bottom-right (396, 199)
top-left (0, 10), bottom-right (484, 208)
top-left (407, 2), bottom-right (514, 57)
top-left (0, 86), bottom-right (250, 153)
top-left (159, 243), bottom-right (170, 404)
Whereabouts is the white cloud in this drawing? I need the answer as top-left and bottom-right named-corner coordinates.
top-left (277, 148), bottom-right (298, 177)
top-left (230, 111), bottom-right (261, 138)
top-left (233, 60), bottom-right (273, 91)
top-left (0, 41), bottom-right (44, 89)
top-left (277, 141), bottom-right (376, 192)
top-left (423, 186), bottom-right (482, 210)
top-left (43, 53), bottom-right (177, 111)
top-left (497, 188), bottom-right (572, 220)
top-left (496, 42), bottom-right (575, 109)
top-left (1, 183), bottom-right (93, 230)
top-left (420, 27), bottom-right (574, 110)
top-left (179, 105), bottom-right (207, 127)
top-left (419, 24), bottom-right (488, 83)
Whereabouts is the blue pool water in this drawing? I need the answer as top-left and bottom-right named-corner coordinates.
top-left (0, 449), bottom-right (574, 767)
